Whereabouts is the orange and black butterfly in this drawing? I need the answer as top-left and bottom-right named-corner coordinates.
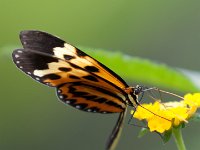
top-left (12, 30), bottom-right (142, 150)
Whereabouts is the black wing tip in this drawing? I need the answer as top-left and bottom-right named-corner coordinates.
top-left (20, 30), bottom-right (38, 35)
top-left (19, 30), bottom-right (65, 52)
top-left (19, 30), bottom-right (65, 43)
top-left (19, 29), bottom-right (65, 41)
top-left (20, 30), bottom-right (55, 38)
top-left (20, 30), bottom-right (44, 40)
top-left (20, 30), bottom-right (51, 36)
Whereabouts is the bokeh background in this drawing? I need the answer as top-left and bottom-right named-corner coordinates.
top-left (1, 0), bottom-right (200, 150)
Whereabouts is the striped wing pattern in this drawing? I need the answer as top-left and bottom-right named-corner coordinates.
top-left (57, 82), bottom-right (126, 113)
top-left (12, 30), bottom-right (129, 113)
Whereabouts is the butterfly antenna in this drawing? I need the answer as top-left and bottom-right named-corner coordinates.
top-left (142, 87), bottom-right (184, 100)
top-left (156, 89), bottom-right (184, 99)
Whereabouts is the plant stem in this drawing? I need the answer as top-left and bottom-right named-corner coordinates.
top-left (172, 126), bottom-right (187, 150)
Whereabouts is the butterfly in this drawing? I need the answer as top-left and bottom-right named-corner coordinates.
top-left (12, 30), bottom-right (143, 150)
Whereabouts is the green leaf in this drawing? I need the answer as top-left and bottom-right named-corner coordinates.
top-left (190, 113), bottom-right (200, 122)
top-left (138, 128), bottom-right (149, 138)
top-left (81, 47), bottom-right (199, 92)
top-left (162, 129), bottom-right (172, 144)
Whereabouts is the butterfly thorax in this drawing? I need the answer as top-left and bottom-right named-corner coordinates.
top-left (123, 87), bottom-right (138, 107)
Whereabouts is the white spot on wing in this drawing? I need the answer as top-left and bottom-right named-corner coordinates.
top-left (53, 45), bottom-right (75, 60)
top-left (76, 105), bottom-right (81, 109)
top-left (66, 101), bottom-right (70, 104)
top-left (33, 60), bottom-right (71, 77)
top-left (64, 43), bottom-right (77, 53)
top-left (63, 43), bottom-right (94, 67)
top-left (87, 109), bottom-right (92, 112)
top-left (17, 50), bottom-right (23, 53)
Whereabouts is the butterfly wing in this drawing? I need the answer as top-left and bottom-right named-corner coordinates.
top-left (12, 30), bottom-right (129, 113)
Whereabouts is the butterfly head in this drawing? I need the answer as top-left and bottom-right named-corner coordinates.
top-left (132, 85), bottom-right (144, 95)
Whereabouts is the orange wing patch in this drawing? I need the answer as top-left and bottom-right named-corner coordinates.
top-left (52, 43), bottom-right (128, 89)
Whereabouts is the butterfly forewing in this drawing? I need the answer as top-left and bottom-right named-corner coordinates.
top-left (12, 30), bottom-right (129, 113)
top-left (19, 30), bottom-right (128, 89)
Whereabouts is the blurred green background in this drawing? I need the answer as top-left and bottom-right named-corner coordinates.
top-left (1, 0), bottom-right (200, 150)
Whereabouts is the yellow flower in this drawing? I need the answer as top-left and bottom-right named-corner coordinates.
top-left (184, 93), bottom-right (200, 107)
top-left (132, 93), bottom-right (200, 133)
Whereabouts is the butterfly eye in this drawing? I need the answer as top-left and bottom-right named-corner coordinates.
top-left (133, 85), bottom-right (143, 95)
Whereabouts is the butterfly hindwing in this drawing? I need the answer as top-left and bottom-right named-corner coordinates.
top-left (57, 82), bottom-right (126, 113)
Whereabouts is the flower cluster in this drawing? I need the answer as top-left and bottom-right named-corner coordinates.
top-left (131, 93), bottom-right (200, 133)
